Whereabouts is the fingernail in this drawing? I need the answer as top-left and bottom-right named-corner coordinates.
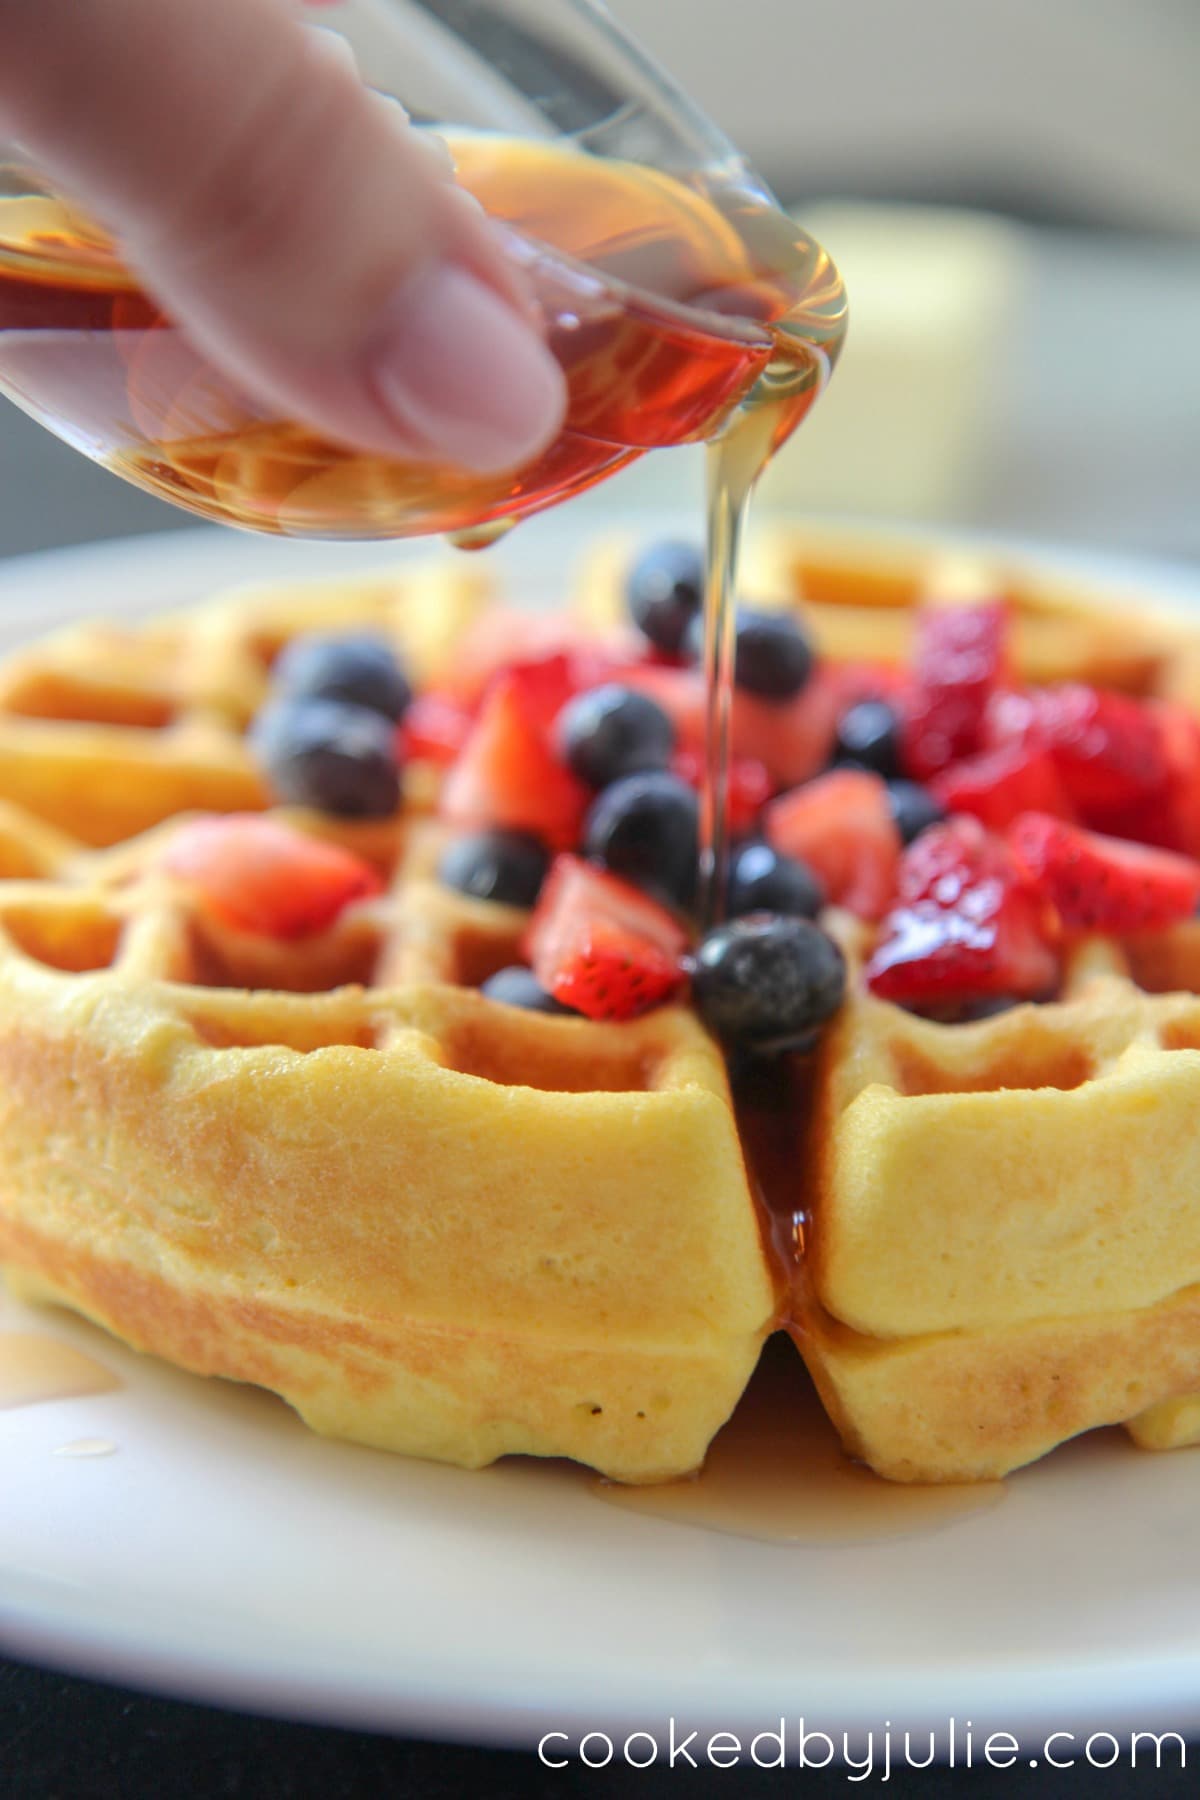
top-left (370, 263), bottom-right (566, 475)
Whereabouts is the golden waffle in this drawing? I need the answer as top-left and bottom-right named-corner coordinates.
top-left (0, 558), bottom-right (778, 1483)
top-left (0, 557), bottom-right (489, 843)
top-left (580, 522), bottom-right (1200, 1480)
top-left (4, 525), bottom-right (1200, 1486)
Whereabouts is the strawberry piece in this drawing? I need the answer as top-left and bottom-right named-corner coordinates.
top-left (983, 683), bottom-right (1170, 827)
top-left (624, 663), bottom-right (838, 790)
top-left (930, 740), bottom-right (1075, 831)
top-left (397, 692), bottom-right (475, 767)
top-left (500, 653), bottom-right (591, 735)
top-left (1007, 812), bottom-right (1200, 933)
top-left (671, 746), bottom-right (772, 836)
top-left (439, 672), bottom-right (590, 850)
top-left (823, 658), bottom-right (909, 713)
top-left (901, 601), bottom-right (1009, 780)
top-left (162, 815), bottom-right (381, 939)
top-left (1137, 700), bottom-right (1200, 857)
top-left (525, 855), bottom-right (688, 1021)
top-left (867, 816), bottom-right (1058, 1006)
top-left (764, 769), bottom-right (901, 921)
top-left (442, 610), bottom-right (639, 711)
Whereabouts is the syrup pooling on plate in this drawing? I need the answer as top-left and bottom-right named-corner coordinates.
top-left (0, 141), bottom-right (844, 542)
top-left (592, 1337), bottom-right (1004, 1545)
top-left (0, 1331), bottom-right (120, 1410)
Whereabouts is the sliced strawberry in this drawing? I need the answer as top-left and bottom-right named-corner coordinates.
top-left (1007, 812), bottom-right (1200, 933)
top-left (983, 683), bottom-right (1170, 827)
top-left (624, 664), bottom-right (838, 790)
top-left (442, 610), bottom-right (640, 712)
top-left (822, 658), bottom-right (909, 712)
top-left (398, 692), bottom-right (475, 767)
top-left (764, 769), bottom-right (901, 921)
top-left (867, 816), bottom-right (1058, 1006)
top-left (525, 855), bottom-right (688, 1021)
top-left (500, 653), bottom-right (592, 735)
top-left (930, 740), bottom-right (1075, 831)
top-left (901, 601), bottom-right (1009, 780)
top-left (1141, 700), bottom-right (1200, 857)
top-left (439, 673), bottom-right (590, 850)
top-left (671, 746), bottom-right (772, 836)
top-left (162, 815), bottom-right (381, 938)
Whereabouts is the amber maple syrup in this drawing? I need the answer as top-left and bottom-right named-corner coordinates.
top-left (593, 1336), bottom-right (1003, 1545)
top-left (0, 1330), bottom-right (120, 1409)
top-left (0, 140), bottom-right (845, 544)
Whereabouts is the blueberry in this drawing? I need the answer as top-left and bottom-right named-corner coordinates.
top-left (480, 966), bottom-right (571, 1013)
top-left (887, 779), bottom-right (946, 846)
top-left (438, 830), bottom-right (549, 909)
top-left (557, 684), bottom-right (675, 788)
top-left (273, 633), bottom-right (412, 722)
top-left (583, 771), bottom-right (698, 910)
top-left (626, 541), bottom-right (704, 655)
top-left (685, 607), bottom-right (813, 700)
top-left (728, 840), bottom-right (824, 919)
top-left (250, 696), bottom-right (400, 817)
top-left (835, 700), bottom-right (901, 777)
top-left (691, 914), bottom-right (846, 1056)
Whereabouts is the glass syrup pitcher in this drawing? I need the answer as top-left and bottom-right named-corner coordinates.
top-left (0, 0), bottom-right (847, 543)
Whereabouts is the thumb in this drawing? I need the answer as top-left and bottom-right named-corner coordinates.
top-left (0, 0), bottom-right (566, 474)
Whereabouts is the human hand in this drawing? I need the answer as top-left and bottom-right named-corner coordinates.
top-left (0, 0), bottom-right (567, 474)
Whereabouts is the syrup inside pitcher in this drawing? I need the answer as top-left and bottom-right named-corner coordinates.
top-left (0, 138), bottom-right (845, 541)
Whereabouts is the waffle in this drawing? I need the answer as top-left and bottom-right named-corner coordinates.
top-left (0, 556), bottom-right (489, 843)
top-left (0, 561), bottom-right (779, 1483)
top-left (3, 526), bottom-right (1200, 1487)
top-left (581, 522), bottom-right (1200, 1481)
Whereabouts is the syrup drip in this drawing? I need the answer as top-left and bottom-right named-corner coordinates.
top-left (593, 1336), bottom-right (1004, 1545)
top-left (54, 1436), bottom-right (118, 1458)
top-left (447, 517), bottom-right (516, 553)
top-left (698, 397), bottom-right (789, 925)
top-left (0, 1330), bottom-right (121, 1410)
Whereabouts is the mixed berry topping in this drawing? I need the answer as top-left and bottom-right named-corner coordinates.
top-left (437, 828), bottom-right (550, 909)
top-left (479, 965), bottom-right (572, 1013)
top-left (692, 915), bottom-right (846, 1056)
top-left (162, 815), bottom-right (381, 939)
top-left (684, 606), bottom-right (815, 700)
top-left (581, 769), bottom-right (700, 911)
top-left (272, 632), bottom-right (413, 723)
top-left (233, 544), bottom-right (1200, 1050)
top-left (250, 631), bottom-right (412, 818)
top-left (526, 855), bottom-right (688, 1022)
top-left (252, 695), bottom-right (401, 818)
top-left (556, 684), bottom-right (675, 788)
top-left (865, 816), bottom-right (1059, 1008)
top-left (726, 840), bottom-right (824, 920)
top-left (833, 697), bottom-right (903, 777)
top-left (625, 539), bottom-right (704, 655)
top-left (885, 777), bottom-right (946, 846)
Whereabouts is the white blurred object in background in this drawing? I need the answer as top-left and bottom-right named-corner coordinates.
top-left (613, 0), bottom-right (1200, 235)
top-left (757, 204), bottom-right (1026, 522)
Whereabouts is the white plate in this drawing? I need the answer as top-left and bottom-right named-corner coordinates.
top-left (3, 522), bottom-right (1200, 1759)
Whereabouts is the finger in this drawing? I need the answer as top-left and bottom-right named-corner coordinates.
top-left (0, 0), bottom-right (566, 473)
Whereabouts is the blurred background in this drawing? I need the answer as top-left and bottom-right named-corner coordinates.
top-left (0, 0), bottom-right (1197, 566)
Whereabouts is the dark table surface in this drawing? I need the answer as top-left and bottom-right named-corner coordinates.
top-left (2, 1655), bottom-right (1198, 1799)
